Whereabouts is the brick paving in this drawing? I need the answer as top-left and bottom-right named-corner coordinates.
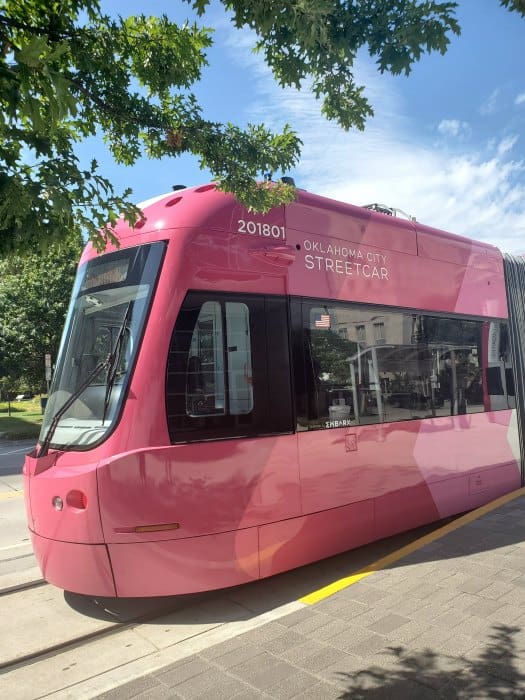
top-left (97, 496), bottom-right (525, 699)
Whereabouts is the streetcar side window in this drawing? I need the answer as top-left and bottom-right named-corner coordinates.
top-left (295, 299), bottom-right (513, 431)
top-left (185, 301), bottom-right (253, 417)
top-left (186, 301), bottom-right (226, 417)
top-left (485, 321), bottom-right (515, 409)
top-left (225, 302), bottom-right (254, 415)
top-left (166, 292), bottom-right (292, 442)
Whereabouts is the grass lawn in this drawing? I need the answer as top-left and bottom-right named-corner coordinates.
top-left (0, 398), bottom-right (43, 440)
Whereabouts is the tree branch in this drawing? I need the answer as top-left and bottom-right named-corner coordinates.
top-left (0, 12), bottom-right (80, 40)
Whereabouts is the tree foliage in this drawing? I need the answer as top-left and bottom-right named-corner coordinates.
top-left (500, 0), bottom-right (525, 15)
top-left (0, 1), bottom-right (520, 255)
top-left (0, 231), bottom-right (83, 391)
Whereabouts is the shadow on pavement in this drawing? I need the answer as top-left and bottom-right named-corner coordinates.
top-left (336, 624), bottom-right (525, 698)
top-left (64, 589), bottom-right (213, 622)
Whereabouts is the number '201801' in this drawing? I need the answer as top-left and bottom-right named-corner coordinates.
top-left (237, 219), bottom-right (286, 240)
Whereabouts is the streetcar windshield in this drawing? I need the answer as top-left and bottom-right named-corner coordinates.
top-left (39, 242), bottom-right (165, 449)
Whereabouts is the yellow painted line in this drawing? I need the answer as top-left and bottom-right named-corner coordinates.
top-left (0, 491), bottom-right (24, 501)
top-left (300, 486), bottom-right (525, 605)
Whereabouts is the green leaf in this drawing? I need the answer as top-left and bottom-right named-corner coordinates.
top-left (16, 36), bottom-right (50, 68)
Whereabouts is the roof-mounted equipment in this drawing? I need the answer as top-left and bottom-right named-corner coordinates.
top-left (363, 203), bottom-right (416, 221)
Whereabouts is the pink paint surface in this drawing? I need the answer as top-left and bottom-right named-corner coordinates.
top-left (24, 452), bottom-right (103, 543)
top-left (413, 410), bottom-right (520, 515)
top-left (97, 436), bottom-right (300, 543)
top-left (31, 532), bottom-right (115, 596)
top-left (109, 528), bottom-right (259, 597)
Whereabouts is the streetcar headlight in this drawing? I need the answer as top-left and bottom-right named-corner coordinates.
top-left (52, 496), bottom-right (64, 511)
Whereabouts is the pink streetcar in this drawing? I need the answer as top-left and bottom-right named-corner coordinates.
top-left (23, 183), bottom-right (524, 597)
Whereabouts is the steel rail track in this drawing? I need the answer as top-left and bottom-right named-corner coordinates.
top-left (0, 578), bottom-right (47, 598)
top-left (0, 594), bottom-right (206, 674)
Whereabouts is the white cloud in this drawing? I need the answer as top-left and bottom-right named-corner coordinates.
top-left (437, 119), bottom-right (471, 139)
top-left (497, 135), bottom-right (519, 157)
top-left (515, 92), bottom-right (525, 106)
top-left (479, 88), bottom-right (501, 116)
top-left (222, 27), bottom-right (525, 254)
top-left (295, 121), bottom-right (525, 254)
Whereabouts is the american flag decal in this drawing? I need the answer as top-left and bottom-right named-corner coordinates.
top-left (315, 314), bottom-right (331, 329)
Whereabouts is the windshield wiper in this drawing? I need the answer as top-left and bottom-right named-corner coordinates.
top-left (37, 302), bottom-right (133, 458)
top-left (102, 301), bottom-right (133, 424)
top-left (37, 357), bottom-right (110, 458)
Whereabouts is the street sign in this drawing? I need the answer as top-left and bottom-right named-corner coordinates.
top-left (45, 354), bottom-right (52, 389)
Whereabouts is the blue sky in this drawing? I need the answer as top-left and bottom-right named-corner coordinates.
top-left (79, 1), bottom-right (525, 252)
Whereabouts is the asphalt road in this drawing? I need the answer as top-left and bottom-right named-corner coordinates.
top-left (0, 438), bottom-right (34, 477)
top-left (0, 439), bottom-right (34, 550)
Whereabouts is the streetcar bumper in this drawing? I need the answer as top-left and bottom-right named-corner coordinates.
top-left (29, 530), bottom-right (116, 597)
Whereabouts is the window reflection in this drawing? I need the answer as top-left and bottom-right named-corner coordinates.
top-left (186, 301), bottom-right (253, 417)
top-left (301, 304), bottom-right (513, 430)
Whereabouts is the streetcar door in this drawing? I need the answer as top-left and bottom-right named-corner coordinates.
top-left (138, 291), bottom-right (301, 535)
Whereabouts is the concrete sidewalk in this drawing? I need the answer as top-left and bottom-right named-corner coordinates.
top-left (96, 493), bottom-right (525, 699)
